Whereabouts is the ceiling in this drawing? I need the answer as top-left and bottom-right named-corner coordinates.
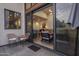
top-left (43, 6), bottom-right (53, 16)
top-left (33, 15), bottom-right (47, 22)
top-left (33, 6), bottom-right (53, 20)
top-left (33, 6), bottom-right (53, 23)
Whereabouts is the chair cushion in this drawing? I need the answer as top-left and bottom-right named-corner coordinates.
top-left (20, 38), bottom-right (26, 40)
top-left (19, 35), bottom-right (26, 40)
top-left (9, 38), bottom-right (16, 40)
top-left (7, 34), bottom-right (18, 39)
top-left (18, 33), bottom-right (30, 41)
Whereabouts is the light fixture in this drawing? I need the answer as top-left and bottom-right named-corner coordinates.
top-left (49, 9), bottom-right (52, 13)
top-left (36, 22), bottom-right (39, 26)
top-left (50, 12), bottom-right (52, 15)
top-left (45, 25), bottom-right (48, 29)
top-left (49, 9), bottom-right (53, 15)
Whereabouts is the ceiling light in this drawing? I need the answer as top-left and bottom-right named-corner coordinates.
top-left (49, 9), bottom-right (52, 12)
top-left (50, 13), bottom-right (52, 15)
top-left (36, 22), bottom-right (39, 26)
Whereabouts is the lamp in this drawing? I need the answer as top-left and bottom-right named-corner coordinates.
top-left (36, 22), bottom-right (39, 26)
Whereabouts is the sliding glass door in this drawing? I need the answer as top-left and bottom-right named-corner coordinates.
top-left (32, 4), bottom-right (55, 49)
top-left (55, 3), bottom-right (77, 55)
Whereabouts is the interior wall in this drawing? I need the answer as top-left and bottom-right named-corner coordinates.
top-left (0, 3), bottom-right (25, 46)
top-left (33, 11), bottom-right (53, 30)
top-left (34, 11), bottom-right (48, 19)
top-left (46, 14), bottom-right (53, 30)
top-left (33, 20), bottom-right (46, 30)
top-left (33, 11), bottom-right (47, 30)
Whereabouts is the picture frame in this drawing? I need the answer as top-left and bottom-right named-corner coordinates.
top-left (4, 9), bottom-right (21, 29)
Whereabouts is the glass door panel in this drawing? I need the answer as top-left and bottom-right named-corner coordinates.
top-left (25, 12), bottom-right (33, 42)
top-left (55, 3), bottom-right (76, 55)
top-left (32, 4), bottom-right (54, 49)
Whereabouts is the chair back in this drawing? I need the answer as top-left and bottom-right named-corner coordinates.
top-left (7, 34), bottom-right (17, 39)
top-left (41, 31), bottom-right (50, 38)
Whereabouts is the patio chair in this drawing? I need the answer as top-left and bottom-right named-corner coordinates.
top-left (7, 34), bottom-right (18, 46)
top-left (19, 33), bottom-right (30, 45)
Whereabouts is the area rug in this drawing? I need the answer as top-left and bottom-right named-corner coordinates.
top-left (28, 45), bottom-right (40, 52)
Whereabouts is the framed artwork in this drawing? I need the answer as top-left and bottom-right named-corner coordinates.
top-left (4, 9), bottom-right (21, 29)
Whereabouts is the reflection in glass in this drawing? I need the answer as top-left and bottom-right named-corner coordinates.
top-left (55, 3), bottom-right (76, 55)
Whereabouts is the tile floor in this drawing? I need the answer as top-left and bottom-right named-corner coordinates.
top-left (0, 41), bottom-right (65, 56)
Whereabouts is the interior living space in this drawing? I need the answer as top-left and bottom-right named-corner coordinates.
top-left (0, 3), bottom-right (79, 56)
top-left (33, 5), bottom-right (54, 49)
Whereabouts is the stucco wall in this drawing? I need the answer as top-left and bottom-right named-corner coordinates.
top-left (0, 3), bottom-right (25, 46)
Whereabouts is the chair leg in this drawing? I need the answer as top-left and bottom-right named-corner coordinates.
top-left (8, 43), bottom-right (11, 47)
top-left (41, 38), bottom-right (44, 42)
top-left (20, 41), bottom-right (22, 45)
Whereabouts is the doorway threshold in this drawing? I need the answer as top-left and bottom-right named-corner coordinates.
top-left (33, 39), bottom-right (54, 50)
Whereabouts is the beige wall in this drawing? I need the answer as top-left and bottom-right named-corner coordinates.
top-left (46, 14), bottom-right (53, 30)
top-left (33, 11), bottom-right (53, 30)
